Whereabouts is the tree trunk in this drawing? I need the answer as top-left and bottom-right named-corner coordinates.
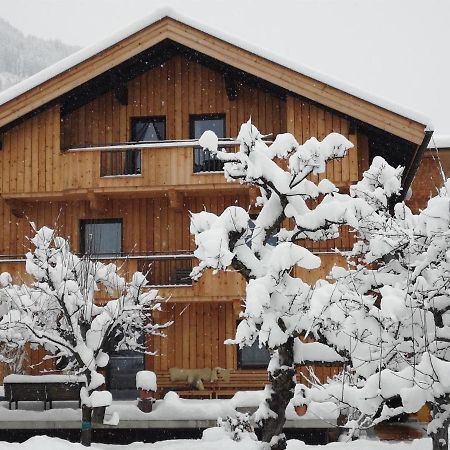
top-left (81, 405), bottom-right (92, 447)
top-left (260, 336), bottom-right (296, 450)
top-left (431, 426), bottom-right (448, 450)
top-left (430, 401), bottom-right (450, 450)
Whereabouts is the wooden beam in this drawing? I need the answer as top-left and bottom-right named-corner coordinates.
top-left (110, 72), bottom-right (128, 106)
top-left (87, 192), bottom-right (109, 212)
top-left (168, 189), bottom-right (184, 211)
top-left (113, 82), bottom-right (128, 106)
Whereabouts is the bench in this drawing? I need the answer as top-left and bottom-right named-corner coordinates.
top-left (156, 369), bottom-right (269, 399)
top-left (4, 374), bottom-right (85, 410)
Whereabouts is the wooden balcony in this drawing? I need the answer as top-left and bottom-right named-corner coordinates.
top-left (63, 140), bottom-right (239, 195)
top-left (0, 253), bottom-right (245, 303)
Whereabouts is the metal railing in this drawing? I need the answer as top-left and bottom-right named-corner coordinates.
top-left (135, 253), bottom-right (194, 286)
top-left (100, 150), bottom-right (141, 176)
top-left (66, 139), bottom-right (249, 177)
top-left (193, 148), bottom-right (224, 173)
top-left (0, 252), bottom-right (195, 287)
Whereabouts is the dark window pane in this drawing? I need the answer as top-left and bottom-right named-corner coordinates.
top-left (132, 118), bottom-right (166, 142)
top-left (238, 340), bottom-right (271, 369)
top-left (81, 220), bottom-right (122, 257)
top-left (191, 115), bottom-right (225, 173)
top-left (193, 118), bottom-right (224, 140)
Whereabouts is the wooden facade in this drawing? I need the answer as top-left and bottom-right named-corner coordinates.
top-left (0, 14), bottom-right (428, 394)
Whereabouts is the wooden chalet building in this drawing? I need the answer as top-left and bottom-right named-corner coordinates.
top-left (0, 10), bottom-right (432, 399)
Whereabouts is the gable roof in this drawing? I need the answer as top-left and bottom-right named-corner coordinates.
top-left (0, 7), bottom-right (431, 144)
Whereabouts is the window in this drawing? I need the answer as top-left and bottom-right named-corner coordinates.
top-left (191, 114), bottom-right (225, 173)
top-left (80, 219), bottom-right (122, 257)
top-left (100, 117), bottom-right (165, 176)
top-left (238, 339), bottom-right (271, 369)
top-left (128, 116), bottom-right (166, 175)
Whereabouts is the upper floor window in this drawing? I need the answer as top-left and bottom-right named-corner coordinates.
top-left (191, 114), bottom-right (225, 173)
top-left (80, 219), bottom-right (122, 257)
top-left (100, 117), bottom-right (165, 177)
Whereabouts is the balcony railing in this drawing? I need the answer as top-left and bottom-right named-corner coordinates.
top-left (193, 148), bottom-right (224, 173)
top-left (67, 139), bottom-right (246, 179)
top-left (0, 253), bottom-right (194, 287)
top-left (100, 150), bottom-right (141, 176)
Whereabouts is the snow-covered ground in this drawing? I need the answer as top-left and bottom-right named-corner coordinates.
top-left (0, 434), bottom-right (435, 450)
top-left (0, 390), bottom-right (338, 423)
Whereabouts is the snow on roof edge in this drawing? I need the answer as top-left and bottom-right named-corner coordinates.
top-left (0, 6), bottom-right (433, 131)
top-left (428, 134), bottom-right (450, 149)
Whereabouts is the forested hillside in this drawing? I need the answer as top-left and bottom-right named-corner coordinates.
top-left (0, 17), bottom-right (79, 91)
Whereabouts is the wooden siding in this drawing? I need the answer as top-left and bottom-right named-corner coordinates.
top-left (1, 105), bottom-right (60, 196)
top-left (0, 193), bottom-right (249, 300)
top-left (148, 301), bottom-right (237, 372)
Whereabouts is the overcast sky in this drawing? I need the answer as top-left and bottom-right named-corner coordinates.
top-left (1, 0), bottom-right (449, 136)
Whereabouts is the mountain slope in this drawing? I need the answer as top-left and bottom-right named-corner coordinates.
top-left (0, 17), bottom-right (79, 92)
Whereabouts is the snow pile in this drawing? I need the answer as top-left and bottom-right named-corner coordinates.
top-left (293, 340), bottom-right (345, 364)
top-left (89, 390), bottom-right (112, 408)
top-left (0, 434), bottom-right (435, 449)
top-left (136, 371), bottom-right (157, 392)
top-left (3, 374), bottom-right (86, 384)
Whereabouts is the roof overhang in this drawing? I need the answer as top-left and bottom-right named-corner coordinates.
top-left (0, 13), bottom-right (429, 145)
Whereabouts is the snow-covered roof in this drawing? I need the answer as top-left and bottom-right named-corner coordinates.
top-left (428, 135), bottom-right (450, 149)
top-left (0, 7), bottom-right (432, 131)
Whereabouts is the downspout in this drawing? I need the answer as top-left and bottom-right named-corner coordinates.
top-left (398, 129), bottom-right (434, 203)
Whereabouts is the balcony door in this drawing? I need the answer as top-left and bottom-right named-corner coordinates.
top-left (100, 116), bottom-right (165, 176)
top-left (191, 114), bottom-right (225, 173)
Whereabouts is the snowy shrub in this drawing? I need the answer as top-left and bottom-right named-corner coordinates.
top-left (217, 412), bottom-right (257, 442)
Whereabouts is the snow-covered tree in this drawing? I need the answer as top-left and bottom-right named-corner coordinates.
top-left (190, 120), bottom-right (359, 449)
top-left (0, 226), bottom-right (169, 447)
top-left (300, 158), bottom-right (450, 450)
